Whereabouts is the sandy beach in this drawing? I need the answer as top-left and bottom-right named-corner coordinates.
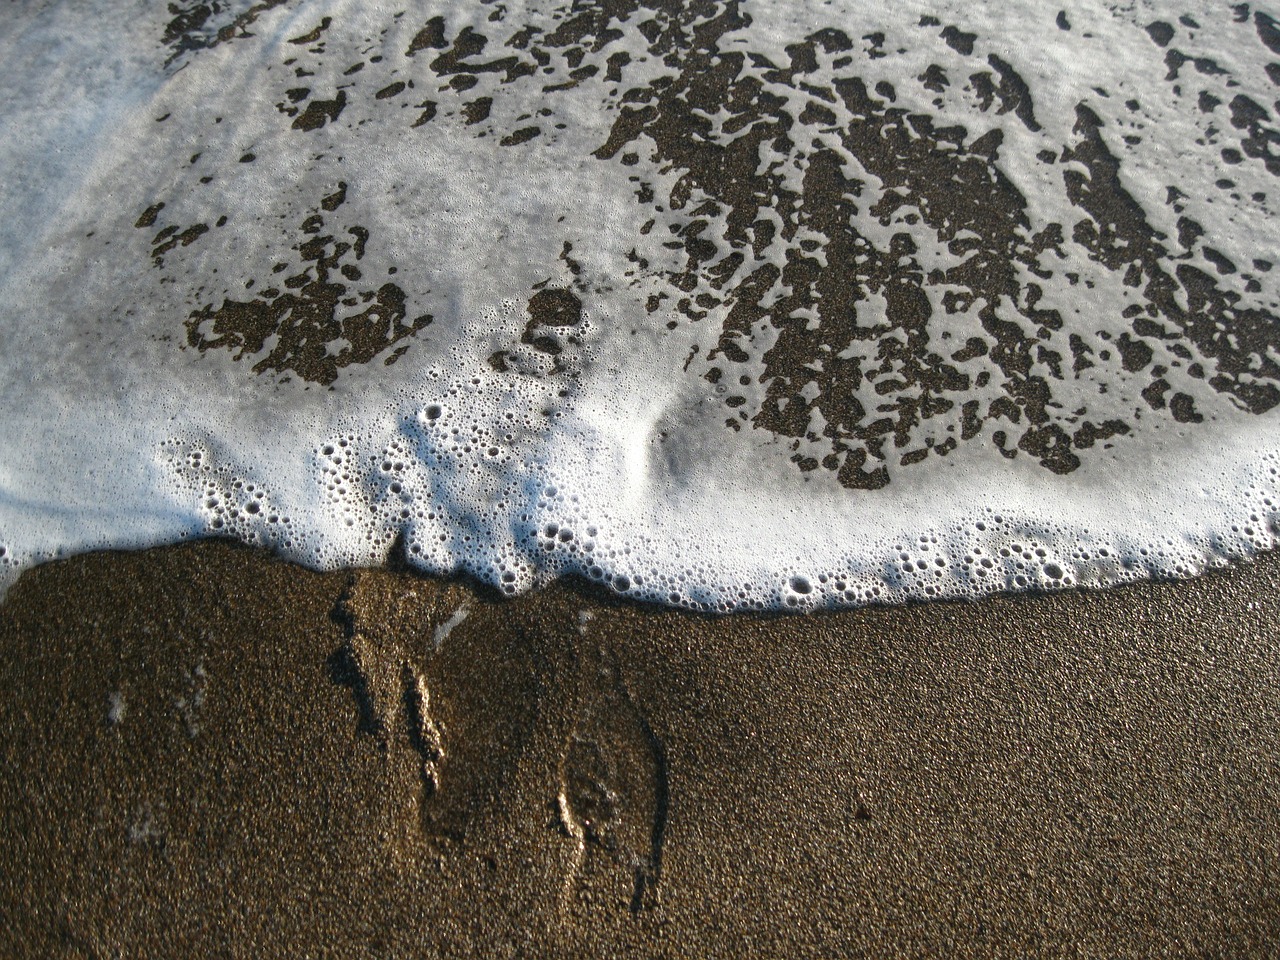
top-left (2, 541), bottom-right (1278, 957)
top-left (5, 2), bottom-right (1280, 956)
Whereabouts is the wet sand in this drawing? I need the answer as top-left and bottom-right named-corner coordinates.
top-left (1, 540), bottom-right (1278, 958)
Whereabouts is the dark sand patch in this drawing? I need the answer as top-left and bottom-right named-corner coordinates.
top-left (1, 540), bottom-right (1279, 957)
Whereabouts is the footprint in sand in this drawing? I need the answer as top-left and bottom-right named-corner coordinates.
top-left (325, 577), bottom-right (446, 829)
top-left (557, 641), bottom-right (668, 913)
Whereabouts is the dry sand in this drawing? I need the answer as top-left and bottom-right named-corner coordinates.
top-left (1, 540), bottom-right (1279, 957)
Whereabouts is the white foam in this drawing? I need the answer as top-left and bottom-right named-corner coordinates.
top-left (1, 0), bottom-right (1279, 609)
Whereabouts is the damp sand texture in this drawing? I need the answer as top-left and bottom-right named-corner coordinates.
top-left (1, 540), bottom-right (1280, 957)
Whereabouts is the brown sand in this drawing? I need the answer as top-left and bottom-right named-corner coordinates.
top-left (1, 539), bottom-right (1278, 958)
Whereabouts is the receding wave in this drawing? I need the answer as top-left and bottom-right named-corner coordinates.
top-left (2, 0), bottom-right (1280, 609)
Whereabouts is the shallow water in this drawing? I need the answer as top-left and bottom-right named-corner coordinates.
top-left (2, 0), bottom-right (1279, 609)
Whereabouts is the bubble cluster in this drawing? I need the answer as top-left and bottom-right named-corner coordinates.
top-left (15, 387), bottom-right (1265, 613)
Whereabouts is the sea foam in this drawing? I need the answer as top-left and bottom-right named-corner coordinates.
top-left (2, 0), bottom-right (1280, 610)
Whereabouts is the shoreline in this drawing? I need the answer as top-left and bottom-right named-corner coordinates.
top-left (2, 539), bottom-right (1279, 956)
